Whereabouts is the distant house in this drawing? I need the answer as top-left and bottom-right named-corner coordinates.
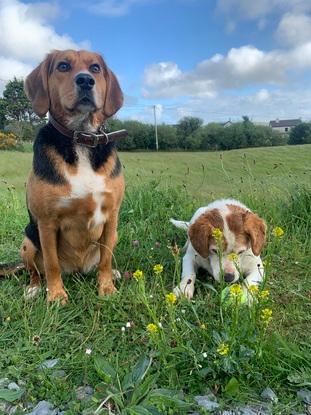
top-left (269, 119), bottom-right (301, 134)
top-left (220, 120), bottom-right (233, 128)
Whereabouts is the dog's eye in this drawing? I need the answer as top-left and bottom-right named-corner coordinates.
top-left (238, 249), bottom-right (246, 255)
top-left (210, 249), bottom-right (218, 254)
top-left (90, 64), bottom-right (101, 73)
top-left (57, 62), bottom-right (71, 72)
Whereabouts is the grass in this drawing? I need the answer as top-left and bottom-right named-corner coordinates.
top-left (0, 146), bottom-right (311, 414)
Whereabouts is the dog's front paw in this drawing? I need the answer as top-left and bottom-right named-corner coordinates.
top-left (47, 286), bottom-right (68, 305)
top-left (174, 278), bottom-right (195, 299)
top-left (98, 281), bottom-right (117, 296)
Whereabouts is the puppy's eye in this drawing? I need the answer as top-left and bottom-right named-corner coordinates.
top-left (238, 249), bottom-right (246, 255)
top-left (210, 249), bottom-right (218, 254)
top-left (90, 64), bottom-right (101, 73)
top-left (57, 62), bottom-right (71, 72)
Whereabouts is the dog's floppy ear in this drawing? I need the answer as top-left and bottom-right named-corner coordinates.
top-left (244, 212), bottom-right (266, 256)
top-left (25, 52), bottom-right (55, 117)
top-left (97, 55), bottom-right (123, 118)
top-left (188, 215), bottom-right (212, 258)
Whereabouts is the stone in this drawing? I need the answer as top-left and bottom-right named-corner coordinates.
top-left (75, 386), bottom-right (94, 401)
top-left (38, 359), bottom-right (59, 370)
top-left (195, 395), bottom-right (220, 411)
top-left (237, 405), bottom-right (269, 415)
top-left (261, 387), bottom-right (278, 403)
top-left (7, 383), bottom-right (20, 391)
top-left (25, 400), bottom-right (57, 415)
top-left (297, 389), bottom-right (311, 405)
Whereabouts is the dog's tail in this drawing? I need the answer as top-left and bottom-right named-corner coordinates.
top-left (0, 262), bottom-right (25, 278)
top-left (170, 218), bottom-right (189, 231)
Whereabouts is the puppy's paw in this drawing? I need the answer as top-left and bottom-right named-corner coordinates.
top-left (47, 287), bottom-right (68, 305)
top-left (174, 278), bottom-right (195, 299)
top-left (24, 285), bottom-right (41, 300)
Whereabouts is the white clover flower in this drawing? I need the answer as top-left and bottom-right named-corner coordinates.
top-left (85, 348), bottom-right (92, 355)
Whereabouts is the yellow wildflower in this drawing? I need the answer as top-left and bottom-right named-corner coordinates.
top-left (153, 264), bottom-right (164, 275)
top-left (133, 269), bottom-right (144, 281)
top-left (166, 292), bottom-right (177, 305)
top-left (249, 285), bottom-right (259, 295)
top-left (272, 227), bottom-right (284, 237)
top-left (146, 323), bottom-right (159, 334)
top-left (260, 290), bottom-right (270, 299)
top-left (217, 342), bottom-right (230, 356)
top-left (261, 308), bottom-right (273, 325)
top-left (228, 252), bottom-right (238, 262)
top-left (229, 284), bottom-right (243, 297)
top-left (212, 228), bottom-right (223, 241)
top-left (200, 323), bottom-right (207, 329)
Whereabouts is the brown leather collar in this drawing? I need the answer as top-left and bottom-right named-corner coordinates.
top-left (48, 115), bottom-right (128, 147)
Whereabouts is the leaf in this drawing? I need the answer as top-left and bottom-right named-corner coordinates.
top-left (224, 377), bottom-right (240, 396)
top-left (131, 356), bottom-right (152, 384)
top-left (94, 356), bottom-right (117, 384)
top-left (201, 282), bottom-right (218, 293)
top-left (125, 405), bottom-right (154, 415)
top-left (0, 388), bottom-right (24, 402)
top-left (148, 389), bottom-right (191, 411)
top-left (130, 374), bottom-right (157, 405)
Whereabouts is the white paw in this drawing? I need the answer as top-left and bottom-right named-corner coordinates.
top-left (173, 278), bottom-right (195, 299)
top-left (112, 269), bottom-right (121, 280)
top-left (24, 285), bottom-right (41, 300)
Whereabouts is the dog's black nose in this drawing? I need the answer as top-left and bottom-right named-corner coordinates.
top-left (75, 74), bottom-right (95, 90)
top-left (224, 273), bottom-right (235, 283)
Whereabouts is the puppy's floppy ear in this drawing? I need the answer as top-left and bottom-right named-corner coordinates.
top-left (97, 54), bottom-right (123, 118)
top-left (24, 52), bottom-right (55, 117)
top-left (188, 215), bottom-right (212, 258)
top-left (244, 212), bottom-right (266, 256)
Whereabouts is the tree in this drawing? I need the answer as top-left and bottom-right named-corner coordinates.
top-left (3, 78), bottom-right (38, 123)
top-left (177, 116), bottom-right (203, 148)
top-left (0, 98), bottom-right (6, 129)
top-left (289, 123), bottom-right (311, 145)
top-left (157, 124), bottom-right (178, 150)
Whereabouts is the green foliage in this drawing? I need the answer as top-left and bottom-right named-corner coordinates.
top-left (2, 78), bottom-right (38, 123)
top-left (289, 122), bottom-right (311, 145)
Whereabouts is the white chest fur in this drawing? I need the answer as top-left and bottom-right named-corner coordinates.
top-left (59, 147), bottom-right (106, 227)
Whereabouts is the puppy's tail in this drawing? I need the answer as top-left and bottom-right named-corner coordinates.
top-left (0, 262), bottom-right (25, 278)
top-left (170, 218), bottom-right (189, 231)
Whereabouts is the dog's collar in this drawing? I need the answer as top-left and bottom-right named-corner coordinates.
top-left (48, 115), bottom-right (128, 148)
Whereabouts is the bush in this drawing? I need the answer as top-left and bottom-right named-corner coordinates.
top-left (0, 132), bottom-right (18, 150)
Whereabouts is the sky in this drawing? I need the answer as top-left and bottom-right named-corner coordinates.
top-left (1, 0), bottom-right (311, 124)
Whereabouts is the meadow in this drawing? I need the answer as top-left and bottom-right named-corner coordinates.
top-left (0, 145), bottom-right (311, 414)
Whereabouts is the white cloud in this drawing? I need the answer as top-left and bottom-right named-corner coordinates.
top-left (143, 45), bottom-right (292, 99)
top-left (276, 12), bottom-right (311, 46)
top-left (0, 0), bottom-right (89, 92)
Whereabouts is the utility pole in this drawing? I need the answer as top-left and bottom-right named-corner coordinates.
top-left (153, 105), bottom-right (159, 151)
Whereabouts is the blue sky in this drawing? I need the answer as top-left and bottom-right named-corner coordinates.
top-left (2, 0), bottom-right (311, 123)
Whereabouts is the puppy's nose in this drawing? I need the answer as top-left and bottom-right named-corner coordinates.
top-left (75, 74), bottom-right (95, 90)
top-left (224, 273), bottom-right (235, 283)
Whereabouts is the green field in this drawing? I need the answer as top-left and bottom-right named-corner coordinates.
top-left (1, 144), bottom-right (311, 200)
top-left (0, 146), bottom-right (311, 414)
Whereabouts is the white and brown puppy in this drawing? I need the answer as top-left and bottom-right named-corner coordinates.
top-left (170, 199), bottom-right (266, 299)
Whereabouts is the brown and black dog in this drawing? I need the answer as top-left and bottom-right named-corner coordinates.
top-left (19, 49), bottom-right (125, 304)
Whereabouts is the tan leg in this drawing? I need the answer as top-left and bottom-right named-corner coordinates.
top-left (20, 237), bottom-right (42, 299)
top-left (98, 212), bottom-right (118, 296)
top-left (38, 221), bottom-right (67, 304)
